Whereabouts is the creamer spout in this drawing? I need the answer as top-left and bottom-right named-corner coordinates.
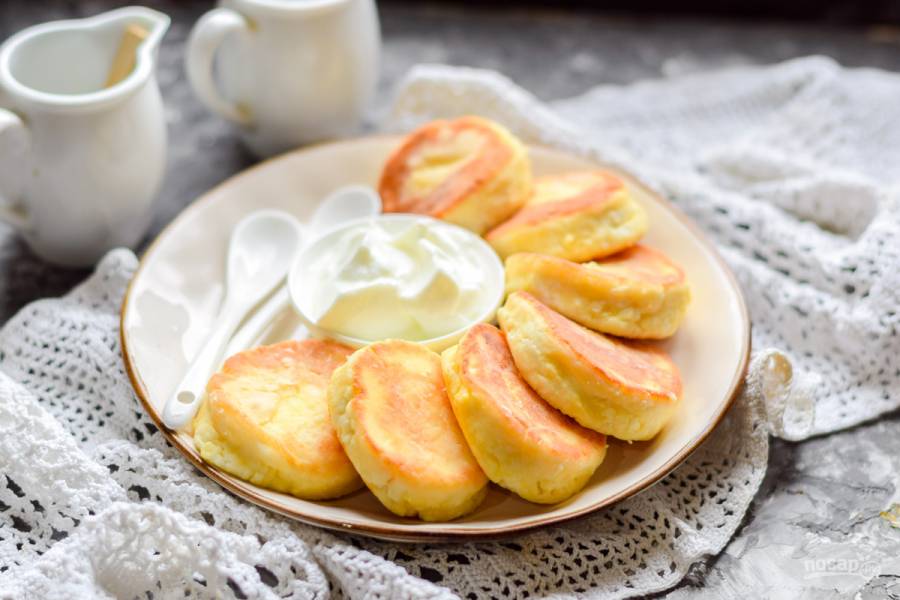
top-left (109, 6), bottom-right (171, 59)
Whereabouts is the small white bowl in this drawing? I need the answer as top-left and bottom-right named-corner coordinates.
top-left (288, 214), bottom-right (505, 352)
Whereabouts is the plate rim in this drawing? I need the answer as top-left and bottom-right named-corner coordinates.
top-left (120, 135), bottom-right (752, 543)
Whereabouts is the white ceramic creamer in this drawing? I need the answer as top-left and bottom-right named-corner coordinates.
top-left (0, 7), bottom-right (169, 267)
top-left (186, 0), bottom-right (380, 157)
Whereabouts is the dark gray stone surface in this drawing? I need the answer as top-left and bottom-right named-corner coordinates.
top-left (2, 1), bottom-right (899, 597)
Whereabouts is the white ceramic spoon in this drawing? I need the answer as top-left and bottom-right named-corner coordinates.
top-left (162, 209), bottom-right (303, 430)
top-left (223, 185), bottom-right (382, 356)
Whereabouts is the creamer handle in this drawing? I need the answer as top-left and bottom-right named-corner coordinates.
top-left (185, 7), bottom-right (252, 125)
top-left (0, 108), bottom-right (31, 231)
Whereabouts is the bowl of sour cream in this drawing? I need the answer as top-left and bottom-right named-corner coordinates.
top-left (288, 214), bottom-right (505, 351)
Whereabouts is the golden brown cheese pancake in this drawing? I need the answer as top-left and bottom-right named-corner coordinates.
top-left (505, 245), bottom-right (690, 339)
top-left (485, 171), bottom-right (647, 261)
top-left (442, 323), bottom-right (607, 504)
top-left (378, 116), bottom-right (531, 234)
top-left (498, 292), bottom-right (682, 441)
top-left (328, 340), bottom-right (488, 521)
top-left (192, 340), bottom-right (362, 500)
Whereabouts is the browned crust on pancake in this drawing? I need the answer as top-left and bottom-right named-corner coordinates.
top-left (517, 292), bottom-right (682, 403)
top-left (486, 171), bottom-right (624, 239)
top-left (208, 339), bottom-right (353, 393)
top-left (458, 323), bottom-right (606, 457)
top-left (591, 245), bottom-right (686, 286)
top-left (348, 341), bottom-right (485, 486)
top-left (205, 339), bottom-right (357, 479)
top-left (379, 116), bottom-right (514, 217)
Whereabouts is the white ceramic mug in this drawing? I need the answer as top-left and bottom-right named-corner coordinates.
top-left (186, 0), bottom-right (380, 157)
top-left (0, 7), bottom-right (169, 267)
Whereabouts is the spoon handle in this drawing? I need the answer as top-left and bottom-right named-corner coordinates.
top-left (162, 305), bottom-right (245, 431)
top-left (224, 286), bottom-right (291, 357)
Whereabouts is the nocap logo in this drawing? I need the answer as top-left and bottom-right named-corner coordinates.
top-left (802, 558), bottom-right (880, 579)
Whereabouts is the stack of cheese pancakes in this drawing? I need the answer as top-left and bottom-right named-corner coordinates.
top-left (193, 117), bottom-right (691, 521)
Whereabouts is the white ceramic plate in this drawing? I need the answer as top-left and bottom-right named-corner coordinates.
top-left (121, 136), bottom-right (750, 542)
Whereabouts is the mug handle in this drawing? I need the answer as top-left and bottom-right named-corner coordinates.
top-left (0, 108), bottom-right (31, 231)
top-left (185, 8), bottom-right (253, 125)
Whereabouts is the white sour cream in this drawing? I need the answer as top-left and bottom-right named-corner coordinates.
top-left (293, 215), bottom-right (503, 345)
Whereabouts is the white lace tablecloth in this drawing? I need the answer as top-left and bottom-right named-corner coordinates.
top-left (1, 56), bottom-right (898, 599)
